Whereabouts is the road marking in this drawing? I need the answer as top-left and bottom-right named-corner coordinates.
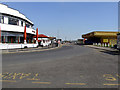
top-left (65, 83), bottom-right (86, 85)
top-left (32, 82), bottom-right (51, 84)
top-left (103, 84), bottom-right (120, 86)
top-left (27, 78), bottom-right (40, 80)
top-left (116, 74), bottom-right (120, 78)
top-left (19, 73), bottom-right (31, 79)
top-left (27, 73), bottom-right (40, 80)
top-left (103, 74), bottom-right (117, 81)
top-left (0, 80), bottom-right (16, 82)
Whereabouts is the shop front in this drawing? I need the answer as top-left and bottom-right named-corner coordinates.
top-left (82, 31), bottom-right (118, 46)
top-left (1, 31), bottom-right (34, 43)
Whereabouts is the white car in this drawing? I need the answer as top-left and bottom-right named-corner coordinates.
top-left (41, 40), bottom-right (51, 47)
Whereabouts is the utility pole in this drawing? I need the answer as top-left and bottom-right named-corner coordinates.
top-left (57, 29), bottom-right (59, 39)
top-left (65, 37), bottom-right (67, 41)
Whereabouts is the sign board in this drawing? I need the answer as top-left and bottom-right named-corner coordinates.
top-left (103, 39), bottom-right (108, 43)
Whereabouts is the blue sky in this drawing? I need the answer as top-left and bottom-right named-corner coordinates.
top-left (2, 2), bottom-right (118, 40)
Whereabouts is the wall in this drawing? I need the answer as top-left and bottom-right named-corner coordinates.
top-left (0, 43), bottom-right (38, 49)
top-left (0, 23), bottom-right (36, 35)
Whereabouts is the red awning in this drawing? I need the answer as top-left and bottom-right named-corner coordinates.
top-left (33, 34), bottom-right (49, 38)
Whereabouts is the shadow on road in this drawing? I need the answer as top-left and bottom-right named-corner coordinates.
top-left (87, 46), bottom-right (120, 55)
top-left (99, 50), bottom-right (120, 55)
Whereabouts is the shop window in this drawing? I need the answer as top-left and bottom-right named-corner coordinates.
top-left (8, 17), bottom-right (19, 25)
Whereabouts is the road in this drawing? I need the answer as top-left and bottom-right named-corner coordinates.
top-left (2, 45), bottom-right (119, 88)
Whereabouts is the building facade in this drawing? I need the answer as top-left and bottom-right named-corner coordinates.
top-left (82, 31), bottom-right (118, 46)
top-left (0, 4), bottom-right (36, 44)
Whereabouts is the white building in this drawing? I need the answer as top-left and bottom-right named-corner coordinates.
top-left (0, 4), bottom-right (38, 49)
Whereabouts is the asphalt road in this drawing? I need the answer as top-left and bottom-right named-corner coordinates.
top-left (2, 45), bottom-right (119, 88)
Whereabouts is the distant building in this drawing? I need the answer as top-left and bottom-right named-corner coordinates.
top-left (33, 34), bottom-right (51, 47)
top-left (77, 39), bottom-right (84, 45)
top-left (82, 31), bottom-right (118, 46)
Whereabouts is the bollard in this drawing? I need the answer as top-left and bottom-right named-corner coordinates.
top-left (102, 43), bottom-right (104, 47)
top-left (99, 43), bottom-right (101, 46)
top-left (105, 43), bottom-right (107, 47)
top-left (112, 44), bottom-right (113, 47)
top-left (96, 43), bottom-right (97, 46)
top-left (98, 43), bottom-right (100, 46)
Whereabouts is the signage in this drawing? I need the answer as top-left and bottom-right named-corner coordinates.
top-left (103, 39), bottom-right (108, 43)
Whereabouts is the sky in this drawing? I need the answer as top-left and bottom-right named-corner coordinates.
top-left (1, 2), bottom-right (118, 40)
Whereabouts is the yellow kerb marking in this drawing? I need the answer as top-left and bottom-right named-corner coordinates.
top-left (104, 84), bottom-right (120, 86)
top-left (32, 82), bottom-right (51, 84)
top-left (116, 74), bottom-right (120, 78)
top-left (103, 74), bottom-right (117, 81)
top-left (65, 83), bottom-right (86, 85)
top-left (0, 80), bottom-right (16, 82)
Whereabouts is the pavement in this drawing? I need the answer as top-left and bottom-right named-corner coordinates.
top-left (2, 44), bottom-right (62, 54)
top-left (2, 44), bottom-right (119, 88)
top-left (84, 45), bottom-right (119, 55)
top-left (85, 45), bottom-right (118, 51)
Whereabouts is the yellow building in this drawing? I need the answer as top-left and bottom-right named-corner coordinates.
top-left (82, 31), bottom-right (118, 46)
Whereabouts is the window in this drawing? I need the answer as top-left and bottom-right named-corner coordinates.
top-left (26, 23), bottom-right (30, 28)
top-left (21, 21), bottom-right (23, 26)
top-left (0, 15), bottom-right (4, 23)
top-left (8, 17), bottom-right (19, 25)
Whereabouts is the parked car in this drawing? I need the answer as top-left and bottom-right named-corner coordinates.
top-left (40, 40), bottom-right (51, 47)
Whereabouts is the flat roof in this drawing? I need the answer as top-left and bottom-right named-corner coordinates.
top-left (82, 31), bottom-right (119, 38)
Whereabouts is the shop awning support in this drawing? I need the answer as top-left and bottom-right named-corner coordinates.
top-left (24, 26), bottom-right (27, 44)
top-left (36, 28), bottom-right (38, 44)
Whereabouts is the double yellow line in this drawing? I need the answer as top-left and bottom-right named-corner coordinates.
top-left (104, 83), bottom-right (120, 86)
top-left (32, 82), bottom-right (51, 84)
top-left (65, 83), bottom-right (86, 85)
